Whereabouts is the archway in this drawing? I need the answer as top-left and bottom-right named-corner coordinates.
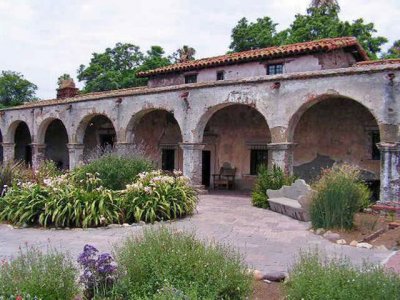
top-left (79, 115), bottom-right (117, 160)
top-left (14, 121), bottom-right (32, 165)
top-left (201, 104), bottom-right (271, 189)
top-left (127, 109), bottom-right (183, 171)
top-left (291, 97), bottom-right (380, 197)
top-left (43, 119), bottom-right (69, 169)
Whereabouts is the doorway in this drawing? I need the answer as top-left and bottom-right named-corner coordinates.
top-left (162, 149), bottom-right (175, 171)
top-left (202, 150), bottom-right (211, 187)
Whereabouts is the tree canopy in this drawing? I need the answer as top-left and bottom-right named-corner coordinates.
top-left (0, 71), bottom-right (37, 107)
top-left (229, 2), bottom-right (388, 59)
top-left (171, 45), bottom-right (196, 63)
top-left (77, 43), bottom-right (171, 93)
top-left (382, 40), bottom-right (400, 59)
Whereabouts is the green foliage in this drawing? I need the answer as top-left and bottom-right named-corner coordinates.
top-left (121, 170), bottom-right (198, 223)
top-left (0, 173), bottom-right (121, 228)
top-left (73, 154), bottom-right (154, 191)
top-left (57, 73), bottom-right (72, 86)
top-left (286, 250), bottom-right (400, 300)
top-left (0, 161), bottom-right (26, 196)
top-left (113, 228), bottom-right (253, 299)
top-left (310, 164), bottom-right (371, 230)
top-left (252, 165), bottom-right (296, 208)
top-left (170, 45), bottom-right (197, 63)
top-left (0, 71), bottom-right (37, 107)
top-left (77, 43), bottom-right (171, 93)
top-left (0, 246), bottom-right (79, 300)
top-left (382, 40), bottom-right (400, 59)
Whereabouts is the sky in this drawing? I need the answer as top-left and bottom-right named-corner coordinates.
top-left (0, 0), bottom-right (399, 99)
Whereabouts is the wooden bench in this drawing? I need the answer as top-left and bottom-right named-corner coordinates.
top-left (267, 179), bottom-right (314, 222)
top-left (212, 162), bottom-right (236, 190)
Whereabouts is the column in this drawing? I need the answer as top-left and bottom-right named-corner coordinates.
top-left (179, 142), bottom-right (205, 187)
top-left (377, 142), bottom-right (400, 203)
top-left (67, 143), bottom-right (84, 170)
top-left (31, 143), bottom-right (46, 170)
top-left (2, 142), bottom-right (15, 164)
top-left (267, 142), bottom-right (296, 174)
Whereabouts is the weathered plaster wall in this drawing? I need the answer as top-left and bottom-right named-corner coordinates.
top-left (293, 98), bottom-right (380, 182)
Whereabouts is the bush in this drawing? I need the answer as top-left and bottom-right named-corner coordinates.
top-left (0, 246), bottom-right (79, 300)
top-left (0, 173), bottom-right (121, 228)
top-left (121, 170), bottom-right (198, 223)
top-left (286, 250), bottom-right (400, 300)
top-left (310, 164), bottom-right (370, 230)
top-left (0, 161), bottom-right (25, 196)
top-left (73, 154), bottom-right (153, 190)
top-left (113, 228), bottom-right (253, 299)
top-left (252, 165), bottom-right (296, 208)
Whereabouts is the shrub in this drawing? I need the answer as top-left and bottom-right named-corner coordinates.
top-left (310, 164), bottom-right (371, 230)
top-left (0, 246), bottom-right (79, 300)
top-left (113, 228), bottom-right (253, 299)
top-left (0, 161), bottom-right (26, 196)
top-left (252, 165), bottom-right (296, 208)
top-left (73, 154), bottom-right (153, 190)
top-left (285, 250), bottom-right (400, 300)
top-left (121, 170), bottom-right (198, 223)
top-left (0, 173), bottom-right (121, 228)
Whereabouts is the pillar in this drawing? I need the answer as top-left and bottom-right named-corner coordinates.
top-left (31, 143), bottom-right (46, 170)
top-left (179, 142), bottom-right (205, 187)
top-left (267, 142), bottom-right (296, 174)
top-left (377, 142), bottom-right (400, 202)
top-left (2, 142), bottom-right (15, 164)
top-left (67, 143), bottom-right (84, 170)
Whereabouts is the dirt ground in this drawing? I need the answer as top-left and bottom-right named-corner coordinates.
top-left (252, 281), bottom-right (284, 300)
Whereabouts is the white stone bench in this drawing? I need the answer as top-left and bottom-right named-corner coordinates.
top-left (267, 179), bottom-right (313, 222)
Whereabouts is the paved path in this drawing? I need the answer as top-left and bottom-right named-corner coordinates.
top-left (0, 194), bottom-right (394, 273)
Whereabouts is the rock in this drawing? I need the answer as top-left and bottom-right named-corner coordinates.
top-left (309, 228), bottom-right (315, 233)
top-left (377, 245), bottom-right (388, 251)
top-left (107, 224), bottom-right (121, 229)
top-left (323, 231), bottom-right (341, 242)
top-left (263, 271), bottom-right (287, 282)
top-left (315, 228), bottom-right (325, 235)
top-left (336, 239), bottom-right (347, 245)
top-left (122, 223), bottom-right (130, 227)
top-left (350, 240), bottom-right (358, 247)
top-left (6, 225), bottom-right (14, 229)
top-left (64, 227), bottom-right (70, 230)
top-left (252, 269), bottom-right (265, 281)
top-left (356, 242), bottom-right (373, 249)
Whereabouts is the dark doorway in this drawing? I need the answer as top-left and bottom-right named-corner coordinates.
top-left (202, 150), bottom-right (211, 187)
top-left (99, 134), bottom-right (115, 148)
top-left (162, 149), bottom-right (175, 171)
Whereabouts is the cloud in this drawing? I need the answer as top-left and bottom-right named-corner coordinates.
top-left (0, 0), bottom-right (398, 99)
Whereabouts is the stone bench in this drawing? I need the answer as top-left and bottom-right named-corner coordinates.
top-left (267, 179), bottom-right (314, 222)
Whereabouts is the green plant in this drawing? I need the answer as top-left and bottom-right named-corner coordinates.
top-left (73, 154), bottom-right (153, 190)
top-left (252, 165), bottom-right (296, 208)
top-left (310, 164), bottom-right (371, 230)
top-left (0, 161), bottom-right (26, 196)
top-left (0, 246), bottom-right (79, 300)
top-left (121, 170), bottom-right (197, 223)
top-left (285, 250), bottom-right (400, 300)
top-left (113, 228), bottom-right (253, 299)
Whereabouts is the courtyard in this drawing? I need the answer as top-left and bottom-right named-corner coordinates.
top-left (0, 193), bottom-right (394, 274)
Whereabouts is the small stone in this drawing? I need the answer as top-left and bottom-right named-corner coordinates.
top-left (65, 227), bottom-right (70, 230)
top-left (350, 240), bottom-right (358, 247)
top-left (107, 224), bottom-right (121, 229)
top-left (139, 221), bottom-right (146, 225)
top-left (377, 245), bottom-right (388, 251)
top-left (309, 228), bottom-right (315, 233)
top-left (252, 269), bottom-right (265, 281)
top-left (356, 242), bottom-right (373, 249)
top-left (122, 223), bottom-right (130, 227)
top-left (315, 228), bottom-right (325, 235)
top-left (264, 271), bottom-right (287, 282)
top-left (6, 224), bottom-right (13, 229)
top-left (323, 231), bottom-right (341, 242)
top-left (263, 279), bottom-right (272, 284)
top-left (336, 239), bottom-right (347, 245)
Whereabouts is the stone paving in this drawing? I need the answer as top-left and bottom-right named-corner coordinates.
top-left (0, 193), bottom-right (394, 273)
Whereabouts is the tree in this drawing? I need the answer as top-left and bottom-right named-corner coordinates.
top-left (310, 0), bottom-right (339, 10)
top-left (77, 43), bottom-right (171, 93)
top-left (57, 73), bottom-right (72, 87)
top-left (0, 71), bottom-right (37, 107)
top-left (382, 40), bottom-right (400, 59)
top-left (229, 17), bottom-right (280, 52)
top-left (171, 45), bottom-right (196, 63)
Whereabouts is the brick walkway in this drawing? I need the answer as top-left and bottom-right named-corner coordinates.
top-left (0, 194), bottom-right (394, 273)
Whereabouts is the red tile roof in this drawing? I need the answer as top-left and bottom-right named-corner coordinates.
top-left (355, 59), bottom-right (400, 67)
top-left (138, 37), bottom-right (369, 77)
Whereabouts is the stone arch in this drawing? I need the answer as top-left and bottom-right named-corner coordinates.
top-left (39, 118), bottom-right (70, 169)
top-left (289, 95), bottom-right (381, 196)
top-left (9, 121), bottom-right (32, 165)
top-left (76, 114), bottom-right (117, 159)
top-left (199, 103), bottom-right (271, 189)
top-left (126, 108), bottom-right (183, 170)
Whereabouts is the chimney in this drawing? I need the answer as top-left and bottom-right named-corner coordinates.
top-left (56, 78), bottom-right (79, 99)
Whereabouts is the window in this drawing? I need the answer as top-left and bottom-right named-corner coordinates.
top-left (185, 74), bottom-right (197, 84)
top-left (216, 71), bottom-right (225, 81)
top-left (250, 149), bottom-right (268, 175)
top-left (267, 64), bottom-right (283, 75)
top-left (162, 149), bottom-right (175, 171)
top-left (371, 131), bottom-right (380, 160)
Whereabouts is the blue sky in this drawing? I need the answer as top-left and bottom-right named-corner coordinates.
top-left (0, 0), bottom-right (399, 99)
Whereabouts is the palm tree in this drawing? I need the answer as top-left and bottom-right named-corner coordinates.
top-left (310, 0), bottom-right (339, 9)
top-left (176, 45), bottom-right (196, 63)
